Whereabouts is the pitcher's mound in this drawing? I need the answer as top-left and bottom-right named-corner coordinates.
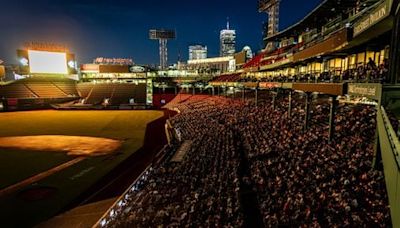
top-left (0, 135), bottom-right (121, 156)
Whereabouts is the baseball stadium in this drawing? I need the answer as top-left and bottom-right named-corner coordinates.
top-left (1, 0), bottom-right (400, 227)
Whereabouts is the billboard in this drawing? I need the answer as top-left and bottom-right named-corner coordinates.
top-left (28, 50), bottom-right (68, 74)
top-left (99, 65), bottom-right (129, 73)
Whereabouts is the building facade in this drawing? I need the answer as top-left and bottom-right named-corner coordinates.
top-left (189, 45), bottom-right (207, 60)
top-left (220, 21), bottom-right (236, 57)
top-left (187, 56), bottom-right (236, 74)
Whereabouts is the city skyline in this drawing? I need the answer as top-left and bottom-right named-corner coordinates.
top-left (0, 0), bottom-right (322, 65)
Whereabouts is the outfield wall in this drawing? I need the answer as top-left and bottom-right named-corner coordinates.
top-left (377, 107), bottom-right (400, 227)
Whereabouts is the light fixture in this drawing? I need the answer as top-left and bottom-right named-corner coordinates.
top-left (20, 58), bottom-right (29, 66)
top-left (68, 60), bottom-right (75, 68)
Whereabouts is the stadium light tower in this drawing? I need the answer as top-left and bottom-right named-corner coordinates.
top-left (259, 0), bottom-right (280, 49)
top-left (149, 29), bottom-right (176, 70)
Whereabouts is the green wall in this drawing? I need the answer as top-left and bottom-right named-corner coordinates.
top-left (377, 107), bottom-right (400, 227)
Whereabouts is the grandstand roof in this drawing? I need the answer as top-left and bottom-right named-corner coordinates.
top-left (265, 0), bottom-right (359, 42)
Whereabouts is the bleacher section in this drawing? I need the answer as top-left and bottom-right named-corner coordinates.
top-left (76, 83), bottom-right (147, 105)
top-left (242, 52), bottom-right (265, 69)
top-left (76, 83), bottom-right (93, 98)
top-left (115, 84), bottom-right (146, 105)
top-left (25, 82), bottom-right (67, 98)
top-left (85, 84), bottom-right (111, 105)
top-left (0, 83), bottom-right (36, 99)
top-left (0, 78), bottom-right (79, 99)
top-left (53, 81), bottom-right (78, 96)
top-left (0, 79), bottom-right (148, 110)
top-left (211, 73), bottom-right (242, 82)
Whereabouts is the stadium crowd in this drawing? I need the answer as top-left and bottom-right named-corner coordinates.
top-left (237, 96), bottom-right (389, 226)
top-left (102, 92), bottom-right (390, 227)
top-left (256, 59), bottom-right (389, 83)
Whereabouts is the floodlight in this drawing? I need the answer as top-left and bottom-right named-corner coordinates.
top-left (20, 58), bottom-right (29, 66)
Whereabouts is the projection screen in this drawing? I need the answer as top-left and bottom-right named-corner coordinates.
top-left (28, 50), bottom-right (68, 74)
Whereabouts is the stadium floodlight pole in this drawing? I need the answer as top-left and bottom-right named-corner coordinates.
top-left (159, 39), bottom-right (167, 70)
top-left (149, 29), bottom-right (176, 70)
top-left (258, 0), bottom-right (280, 50)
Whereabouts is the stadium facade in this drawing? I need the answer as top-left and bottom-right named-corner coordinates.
top-left (2, 1), bottom-right (400, 226)
top-left (187, 56), bottom-right (236, 73)
top-left (240, 0), bottom-right (393, 82)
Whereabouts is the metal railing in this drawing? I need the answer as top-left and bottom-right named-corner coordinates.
top-left (93, 145), bottom-right (170, 227)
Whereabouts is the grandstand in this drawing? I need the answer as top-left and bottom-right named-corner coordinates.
top-left (75, 82), bottom-right (147, 106)
top-left (0, 82), bottom-right (36, 99)
top-left (0, 80), bottom-right (149, 110)
top-left (96, 93), bottom-right (392, 227)
top-left (210, 73), bottom-right (242, 82)
top-left (235, 0), bottom-right (393, 83)
top-left (0, 77), bottom-right (78, 99)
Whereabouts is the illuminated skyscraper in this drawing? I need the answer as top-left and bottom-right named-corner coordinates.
top-left (189, 45), bottom-right (207, 60)
top-left (220, 19), bottom-right (236, 57)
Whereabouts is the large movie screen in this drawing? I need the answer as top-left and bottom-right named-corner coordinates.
top-left (28, 50), bottom-right (68, 74)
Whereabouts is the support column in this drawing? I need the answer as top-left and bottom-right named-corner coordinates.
top-left (212, 87), bottom-right (215, 96)
top-left (159, 39), bottom-right (168, 70)
top-left (328, 96), bottom-right (338, 141)
top-left (242, 88), bottom-right (245, 101)
top-left (218, 86), bottom-right (220, 96)
top-left (192, 85), bottom-right (195, 95)
top-left (272, 92), bottom-right (276, 110)
top-left (304, 93), bottom-right (311, 131)
top-left (288, 90), bottom-right (292, 118)
top-left (372, 127), bottom-right (381, 169)
top-left (255, 89), bottom-right (258, 106)
top-left (174, 86), bottom-right (177, 95)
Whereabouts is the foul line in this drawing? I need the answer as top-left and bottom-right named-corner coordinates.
top-left (0, 157), bottom-right (86, 198)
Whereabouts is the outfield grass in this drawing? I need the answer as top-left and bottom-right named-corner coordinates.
top-left (0, 110), bottom-right (164, 227)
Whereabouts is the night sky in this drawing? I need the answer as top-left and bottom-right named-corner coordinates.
top-left (0, 0), bottom-right (321, 65)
